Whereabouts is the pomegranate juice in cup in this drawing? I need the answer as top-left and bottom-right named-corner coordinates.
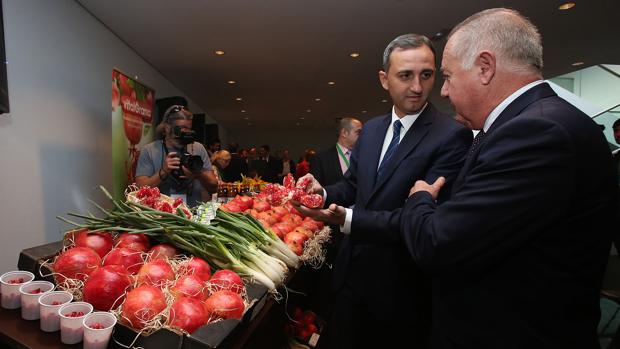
top-left (39, 291), bottom-right (73, 332)
top-left (0, 271), bottom-right (34, 309)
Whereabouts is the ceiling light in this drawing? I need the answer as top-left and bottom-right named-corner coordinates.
top-left (328, 81), bottom-right (335, 85)
top-left (296, 122), bottom-right (301, 126)
top-left (381, 99), bottom-right (388, 103)
top-left (306, 109), bottom-right (312, 113)
top-left (299, 117), bottom-right (305, 120)
top-left (314, 98), bottom-right (321, 101)
top-left (361, 110), bottom-right (367, 114)
top-left (558, 2), bottom-right (575, 10)
top-left (350, 52), bottom-right (360, 58)
top-left (236, 97), bottom-right (242, 101)
top-left (241, 110), bottom-right (246, 113)
top-left (214, 50), bottom-right (225, 55)
top-left (248, 122), bottom-right (252, 126)
top-left (227, 80), bottom-right (236, 84)
top-left (243, 117), bottom-right (249, 120)
top-left (572, 61), bottom-right (584, 66)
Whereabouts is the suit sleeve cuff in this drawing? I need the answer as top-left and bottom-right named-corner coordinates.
top-left (340, 208), bottom-right (353, 235)
top-left (322, 188), bottom-right (327, 205)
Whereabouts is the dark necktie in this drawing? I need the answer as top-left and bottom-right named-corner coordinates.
top-left (377, 119), bottom-right (403, 180)
top-left (469, 130), bottom-right (486, 155)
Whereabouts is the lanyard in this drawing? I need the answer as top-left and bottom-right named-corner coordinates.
top-left (336, 144), bottom-right (350, 168)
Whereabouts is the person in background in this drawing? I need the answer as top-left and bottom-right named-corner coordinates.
top-left (246, 147), bottom-right (259, 178)
top-left (295, 149), bottom-right (316, 179)
top-left (135, 105), bottom-right (218, 206)
top-left (399, 9), bottom-right (617, 348)
top-left (210, 150), bottom-right (231, 185)
top-left (311, 117), bottom-right (363, 187)
top-left (252, 144), bottom-right (282, 183)
top-left (278, 149), bottom-right (296, 183)
top-left (295, 33), bottom-right (472, 348)
top-left (223, 142), bottom-right (248, 182)
top-left (206, 139), bottom-right (221, 158)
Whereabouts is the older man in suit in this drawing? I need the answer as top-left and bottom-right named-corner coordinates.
top-left (311, 117), bottom-right (363, 187)
top-left (401, 8), bottom-right (618, 348)
top-left (296, 34), bottom-right (472, 348)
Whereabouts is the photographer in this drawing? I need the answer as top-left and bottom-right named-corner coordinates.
top-left (135, 105), bottom-right (217, 206)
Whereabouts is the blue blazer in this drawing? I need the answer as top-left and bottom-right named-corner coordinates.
top-left (325, 103), bottom-right (472, 333)
top-left (401, 83), bottom-right (618, 348)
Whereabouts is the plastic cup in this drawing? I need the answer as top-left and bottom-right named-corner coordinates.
top-left (0, 271), bottom-right (34, 309)
top-left (19, 280), bottom-right (54, 320)
top-left (59, 302), bottom-right (93, 344)
top-left (83, 312), bottom-right (117, 349)
top-left (39, 291), bottom-right (73, 332)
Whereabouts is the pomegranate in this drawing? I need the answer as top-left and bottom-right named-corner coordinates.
top-left (271, 206), bottom-right (289, 219)
top-left (209, 270), bottom-right (244, 294)
top-left (301, 220), bottom-right (320, 233)
top-left (103, 247), bottom-right (144, 274)
top-left (271, 222), bottom-right (296, 240)
top-left (284, 231), bottom-right (309, 256)
top-left (74, 229), bottom-right (114, 258)
top-left (53, 247), bottom-right (101, 283)
top-left (293, 226), bottom-right (314, 239)
top-left (281, 213), bottom-right (303, 226)
top-left (136, 259), bottom-right (175, 287)
top-left (304, 217), bottom-right (324, 230)
top-left (83, 265), bottom-right (131, 311)
top-left (179, 257), bottom-right (211, 281)
top-left (232, 196), bottom-right (254, 211)
top-left (116, 233), bottom-right (150, 252)
top-left (205, 290), bottom-right (245, 320)
top-left (122, 285), bottom-right (166, 330)
top-left (257, 211), bottom-right (278, 225)
top-left (168, 297), bottom-right (209, 334)
top-left (148, 244), bottom-right (178, 260)
top-left (252, 201), bottom-right (271, 212)
top-left (171, 275), bottom-right (207, 301)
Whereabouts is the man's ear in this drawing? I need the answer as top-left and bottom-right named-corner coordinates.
top-left (476, 51), bottom-right (496, 85)
top-left (379, 70), bottom-right (389, 91)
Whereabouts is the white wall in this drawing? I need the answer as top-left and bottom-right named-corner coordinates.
top-left (0, 0), bottom-right (221, 273)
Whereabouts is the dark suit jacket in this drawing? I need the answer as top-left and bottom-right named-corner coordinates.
top-left (401, 83), bottom-right (618, 348)
top-left (311, 146), bottom-right (344, 187)
top-left (223, 153), bottom-right (247, 182)
top-left (325, 103), bottom-right (472, 342)
top-left (251, 156), bottom-right (283, 183)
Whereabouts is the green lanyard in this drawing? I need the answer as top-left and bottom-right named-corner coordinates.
top-left (336, 144), bottom-right (350, 168)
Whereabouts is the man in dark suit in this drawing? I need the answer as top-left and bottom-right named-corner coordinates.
top-left (252, 144), bottom-right (282, 183)
top-left (401, 8), bottom-right (618, 348)
top-left (311, 117), bottom-right (363, 187)
top-left (222, 142), bottom-right (247, 182)
top-left (296, 34), bottom-right (472, 348)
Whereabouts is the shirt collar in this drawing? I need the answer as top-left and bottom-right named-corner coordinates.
top-left (483, 80), bottom-right (545, 132)
top-left (336, 142), bottom-right (350, 154)
top-left (391, 103), bottom-right (427, 133)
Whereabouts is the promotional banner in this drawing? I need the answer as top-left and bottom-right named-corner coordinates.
top-left (111, 69), bottom-right (156, 199)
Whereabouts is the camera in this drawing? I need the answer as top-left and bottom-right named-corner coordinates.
top-left (171, 126), bottom-right (204, 179)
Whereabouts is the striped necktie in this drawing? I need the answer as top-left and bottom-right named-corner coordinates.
top-left (377, 119), bottom-right (402, 180)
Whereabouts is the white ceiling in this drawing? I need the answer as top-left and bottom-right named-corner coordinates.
top-left (77, 0), bottom-right (620, 131)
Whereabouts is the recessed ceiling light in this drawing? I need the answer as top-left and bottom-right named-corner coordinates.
top-left (350, 52), bottom-right (360, 58)
top-left (328, 81), bottom-right (335, 85)
top-left (558, 2), bottom-right (575, 10)
top-left (361, 110), bottom-right (367, 114)
top-left (306, 109), bottom-right (312, 113)
top-left (241, 110), bottom-right (246, 113)
top-left (235, 97), bottom-right (242, 101)
top-left (314, 98), bottom-right (321, 102)
top-left (381, 99), bottom-right (388, 103)
top-left (299, 117), bottom-right (305, 120)
top-left (296, 122), bottom-right (301, 126)
top-left (214, 50), bottom-right (225, 55)
top-left (243, 117), bottom-right (249, 120)
top-left (572, 61), bottom-right (584, 66)
top-left (227, 80), bottom-right (236, 84)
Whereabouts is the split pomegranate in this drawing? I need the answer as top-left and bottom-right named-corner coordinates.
top-left (171, 275), bottom-right (207, 301)
top-left (83, 265), bottom-right (131, 311)
top-left (205, 290), bottom-right (245, 320)
top-left (115, 233), bottom-right (150, 252)
top-left (122, 285), bottom-right (167, 329)
top-left (103, 247), bottom-right (144, 274)
top-left (179, 257), bottom-right (211, 281)
top-left (168, 296), bottom-right (209, 334)
top-left (136, 259), bottom-right (175, 287)
top-left (53, 247), bottom-right (101, 283)
top-left (148, 244), bottom-right (178, 260)
top-left (209, 270), bottom-right (244, 294)
top-left (74, 229), bottom-right (114, 258)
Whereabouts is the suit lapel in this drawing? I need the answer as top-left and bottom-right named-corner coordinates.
top-left (452, 82), bottom-right (558, 194)
top-left (368, 105), bottom-right (435, 201)
top-left (360, 115), bottom-right (390, 201)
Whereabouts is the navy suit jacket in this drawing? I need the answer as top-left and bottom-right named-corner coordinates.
top-left (401, 83), bottom-right (618, 348)
top-left (324, 104), bottom-right (472, 331)
top-left (310, 146), bottom-right (343, 187)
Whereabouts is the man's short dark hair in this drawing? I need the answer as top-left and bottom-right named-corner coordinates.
top-left (613, 119), bottom-right (620, 130)
top-left (228, 142), bottom-right (239, 153)
top-left (382, 34), bottom-right (436, 72)
top-left (260, 145), bottom-right (270, 152)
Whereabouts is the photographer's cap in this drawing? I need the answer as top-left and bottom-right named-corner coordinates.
top-left (162, 105), bottom-right (193, 124)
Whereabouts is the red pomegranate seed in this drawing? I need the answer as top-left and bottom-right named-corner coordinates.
top-left (8, 278), bottom-right (24, 284)
top-left (29, 288), bottom-right (42, 294)
top-left (52, 301), bottom-right (62, 305)
top-left (65, 311), bottom-right (85, 317)
top-left (89, 323), bottom-right (105, 329)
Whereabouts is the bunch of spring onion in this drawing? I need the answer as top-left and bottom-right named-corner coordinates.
top-left (57, 187), bottom-right (299, 292)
